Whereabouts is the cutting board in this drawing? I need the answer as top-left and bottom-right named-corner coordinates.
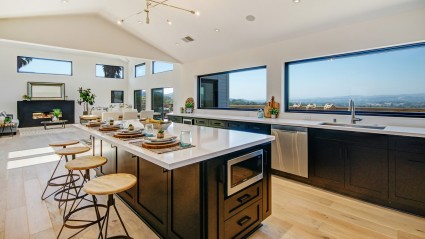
top-left (142, 140), bottom-right (180, 149)
top-left (264, 96), bottom-right (280, 118)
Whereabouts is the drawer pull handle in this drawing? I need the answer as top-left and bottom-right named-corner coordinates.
top-left (237, 194), bottom-right (251, 203)
top-left (237, 216), bottom-right (251, 226)
top-left (408, 159), bottom-right (425, 164)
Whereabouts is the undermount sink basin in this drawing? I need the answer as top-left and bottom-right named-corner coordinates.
top-left (319, 122), bottom-right (387, 130)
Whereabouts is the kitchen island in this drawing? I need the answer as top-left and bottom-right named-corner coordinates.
top-left (74, 122), bottom-right (274, 239)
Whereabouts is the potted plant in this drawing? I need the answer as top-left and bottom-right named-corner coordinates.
top-left (52, 108), bottom-right (61, 121)
top-left (270, 108), bottom-right (279, 119)
top-left (157, 129), bottom-right (164, 139)
top-left (128, 124), bottom-right (135, 131)
top-left (22, 94), bottom-right (31, 101)
top-left (185, 102), bottom-right (193, 114)
top-left (77, 87), bottom-right (96, 115)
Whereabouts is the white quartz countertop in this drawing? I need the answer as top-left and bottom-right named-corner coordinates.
top-left (171, 113), bottom-right (425, 138)
top-left (73, 122), bottom-right (274, 170)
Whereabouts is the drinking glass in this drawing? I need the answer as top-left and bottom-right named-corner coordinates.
top-left (180, 131), bottom-right (192, 147)
top-left (145, 124), bottom-right (154, 135)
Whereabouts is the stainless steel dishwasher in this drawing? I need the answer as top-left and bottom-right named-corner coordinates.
top-left (271, 125), bottom-right (308, 178)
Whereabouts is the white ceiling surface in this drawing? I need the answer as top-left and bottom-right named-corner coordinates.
top-left (1, 0), bottom-right (424, 63)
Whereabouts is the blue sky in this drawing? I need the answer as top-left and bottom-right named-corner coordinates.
top-left (229, 68), bottom-right (267, 101)
top-left (289, 44), bottom-right (425, 99)
top-left (19, 58), bottom-right (72, 75)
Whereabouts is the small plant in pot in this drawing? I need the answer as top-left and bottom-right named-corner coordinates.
top-left (185, 102), bottom-right (193, 113)
top-left (109, 119), bottom-right (114, 125)
top-left (22, 94), bottom-right (32, 101)
top-left (270, 108), bottom-right (279, 119)
top-left (157, 129), bottom-right (165, 139)
top-left (128, 124), bottom-right (134, 131)
top-left (52, 108), bottom-right (61, 121)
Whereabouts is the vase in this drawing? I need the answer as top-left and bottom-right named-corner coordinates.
top-left (186, 108), bottom-right (192, 114)
top-left (271, 114), bottom-right (276, 119)
top-left (157, 132), bottom-right (164, 138)
top-left (83, 111), bottom-right (88, 115)
top-left (52, 116), bottom-right (58, 121)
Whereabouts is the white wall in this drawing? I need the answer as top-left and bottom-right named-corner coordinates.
top-left (128, 60), bottom-right (181, 112)
top-left (0, 41), bottom-right (129, 122)
top-left (177, 7), bottom-right (425, 127)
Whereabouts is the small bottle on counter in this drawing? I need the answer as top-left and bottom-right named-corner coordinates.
top-left (257, 109), bottom-right (264, 118)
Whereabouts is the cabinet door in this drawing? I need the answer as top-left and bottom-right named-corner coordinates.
top-left (309, 138), bottom-right (345, 190)
top-left (136, 158), bottom-right (168, 236)
top-left (116, 150), bottom-right (138, 204)
top-left (345, 144), bottom-right (388, 201)
top-left (390, 150), bottom-right (425, 215)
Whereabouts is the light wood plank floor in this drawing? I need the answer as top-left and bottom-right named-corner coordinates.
top-left (0, 126), bottom-right (424, 239)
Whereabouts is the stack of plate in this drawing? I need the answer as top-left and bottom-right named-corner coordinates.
top-left (99, 125), bottom-right (120, 131)
top-left (142, 137), bottom-right (179, 149)
top-left (113, 130), bottom-right (144, 139)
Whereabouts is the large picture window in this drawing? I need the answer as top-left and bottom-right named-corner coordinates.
top-left (96, 64), bottom-right (124, 79)
top-left (152, 61), bottom-right (173, 74)
top-left (17, 56), bottom-right (72, 76)
top-left (285, 42), bottom-right (425, 117)
top-left (198, 66), bottom-right (267, 110)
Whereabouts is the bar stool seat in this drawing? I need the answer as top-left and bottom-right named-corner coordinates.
top-left (55, 146), bottom-right (91, 156)
top-left (49, 140), bottom-right (80, 148)
top-left (65, 156), bottom-right (107, 171)
top-left (83, 174), bottom-right (137, 239)
top-left (84, 173), bottom-right (137, 195)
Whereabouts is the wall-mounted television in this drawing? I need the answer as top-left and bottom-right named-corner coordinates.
top-left (111, 90), bottom-right (124, 103)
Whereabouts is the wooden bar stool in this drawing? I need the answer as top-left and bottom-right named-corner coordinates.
top-left (41, 140), bottom-right (81, 200)
top-left (84, 173), bottom-right (137, 239)
top-left (56, 156), bottom-right (108, 239)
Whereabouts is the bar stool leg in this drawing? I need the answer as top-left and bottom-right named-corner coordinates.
top-left (98, 194), bottom-right (131, 239)
top-left (40, 155), bottom-right (64, 200)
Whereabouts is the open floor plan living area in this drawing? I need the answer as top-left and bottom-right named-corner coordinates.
top-left (0, 0), bottom-right (425, 238)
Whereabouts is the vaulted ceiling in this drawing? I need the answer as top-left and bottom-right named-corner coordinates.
top-left (1, 0), bottom-right (424, 63)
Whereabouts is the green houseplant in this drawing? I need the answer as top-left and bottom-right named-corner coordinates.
top-left (185, 102), bottom-right (194, 114)
top-left (22, 94), bottom-right (32, 101)
top-left (77, 87), bottom-right (96, 115)
top-left (52, 108), bottom-right (61, 121)
top-left (157, 129), bottom-right (165, 139)
top-left (270, 108), bottom-right (279, 118)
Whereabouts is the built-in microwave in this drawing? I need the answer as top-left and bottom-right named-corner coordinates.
top-left (226, 149), bottom-right (263, 196)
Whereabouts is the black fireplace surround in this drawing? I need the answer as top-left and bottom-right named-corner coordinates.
top-left (17, 100), bottom-right (75, 127)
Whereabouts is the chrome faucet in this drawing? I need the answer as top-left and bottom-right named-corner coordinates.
top-left (348, 99), bottom-right (362, 124)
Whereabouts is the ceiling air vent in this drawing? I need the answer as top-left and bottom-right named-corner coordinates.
top-left (182, 36), bottom-right (194, 43)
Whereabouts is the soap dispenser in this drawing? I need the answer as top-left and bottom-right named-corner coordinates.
top-left (257, 109), bottom-right (264, 118)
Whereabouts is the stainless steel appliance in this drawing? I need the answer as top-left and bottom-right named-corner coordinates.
top-left (227, 149), bottom-right (263, 196)
top-left (271, 125), bottom-right (308, 178)
top-left (183, 118), bottom-right (194, 125)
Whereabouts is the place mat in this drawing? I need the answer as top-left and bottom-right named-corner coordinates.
top-left (130, 141), bottom-right (195, 154)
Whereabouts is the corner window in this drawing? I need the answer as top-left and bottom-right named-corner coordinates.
top-left (285, 42), bottom-right (425, 117)
top-left (198, 66), bottom-right (267, 110)
top-left (152, 61), bottom-right (173, 74)
top-left (96, 64), bottom-right (124, 79)
top-left (17, 56), bottom-right (72, 76)
top-left (135, 63), bottom-right (146, 77)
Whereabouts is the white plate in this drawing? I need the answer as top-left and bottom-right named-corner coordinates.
top-left (144, 138), bottom-right (176, 145)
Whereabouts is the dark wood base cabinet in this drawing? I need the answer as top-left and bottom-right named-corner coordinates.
top-left (309, 129), bottom-right (425, 217)
top-left (95, 139), bottom-right (272, 239)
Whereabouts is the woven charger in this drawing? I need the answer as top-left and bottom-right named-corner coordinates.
top-left (141, 140), bottom-right (180, 149)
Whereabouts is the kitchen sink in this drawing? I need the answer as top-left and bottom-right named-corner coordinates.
top-left (319, 122), bottom-right (386, 130)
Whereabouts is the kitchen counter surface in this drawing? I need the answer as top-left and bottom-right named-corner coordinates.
top-left (74, 122), bottom-right (274, 170)
top-left (171, 113), bottom-right (425, 138)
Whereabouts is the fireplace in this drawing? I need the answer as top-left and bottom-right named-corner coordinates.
top-left (33, 112), bottom-right (63, 120)
top-left (17, 100), bottom-right (75, 127)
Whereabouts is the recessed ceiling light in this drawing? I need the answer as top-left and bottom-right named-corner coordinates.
top-left (62, 0), bottom-right (69, 3)
top-left (195, 11), bottom-right (201, 16)
top-left (175, 43), bottom-right (180, 46)
top-left (214, 28), bottom-right (220, 32)
top-left (293, 0), bottom-right (301, 3)
top-left (138, 20), bottom-right (143, 24)
top-left (246, 15), bottom-right (256, 22)
top-left (167, 19), bottom-right (172, 25)
top-left (117, 19), bottom-right (124, 25)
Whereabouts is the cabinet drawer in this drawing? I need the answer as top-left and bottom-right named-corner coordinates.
top-left (227, 121), bottom-right (247, 131)
top-left (224, 182), bottom-right (262, 220)
top-left (194, 118), bottom-right (208, 126)
top-left (389, 136), bottom-right (425, 154)
top-left (224, 199), bottom-right (262, 239)
top-left (168, 116), bottom-right (182, 123)
top-left (209, 119), bottom-right (226, 128)
top-left (247, 123), bottom-right (270, 135)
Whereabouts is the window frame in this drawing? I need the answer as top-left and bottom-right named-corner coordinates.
top-left (135, 63), bottom-right (146, 78)
top-left (152, 61), bottom-right (174, 74)
top-left (111, 90), bottom-right (124, 103)
top-left (284, 42), bottom-right (425, 118)
top-left (17, 56), bottom-right (73, 76)
top-left (96, 64), bottom-right (124, 79)
top-left (197, 65), bottom-right (267, 111)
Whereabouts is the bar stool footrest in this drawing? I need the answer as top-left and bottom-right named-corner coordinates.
top-left (48, 174), bottom-right (80, 187)
top-left (63, 204), bottom-right (107, 229)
